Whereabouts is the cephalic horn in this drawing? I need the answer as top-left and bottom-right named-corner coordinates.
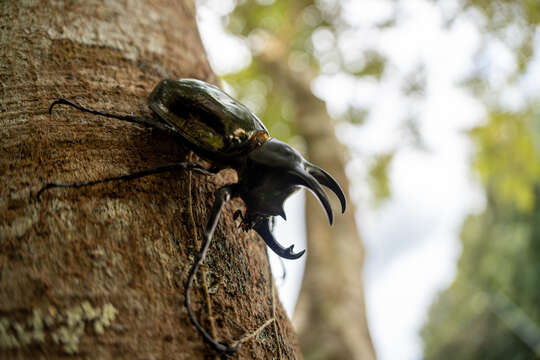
top-left (278, 207), bottom-right (287, 220)
top-left (253, 217), bottom-right (305, 259)
top-left (306, 163), bottom-right (346, 213)
top-left (288, 168), bottom-right (334, 225)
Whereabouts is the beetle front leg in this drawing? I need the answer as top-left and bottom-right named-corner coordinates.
top-left (185, 185), bottom-right (240, 353)
top-left (37, 162), bottom-right (214, 200)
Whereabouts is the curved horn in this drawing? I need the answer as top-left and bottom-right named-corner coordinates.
top-left (307, 164), bottom-right (346, 213)
top-left (253, 217), bottom-right (305, 260)
top-left (288, 168), bottom-right (334, 225)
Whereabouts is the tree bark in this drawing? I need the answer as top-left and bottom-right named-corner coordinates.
top-left (0, 1), bottom-right (300, 359)
top-left (294, 81), bottom-right (376, 360)
top-left (258, 59), bottom-right (376, 360)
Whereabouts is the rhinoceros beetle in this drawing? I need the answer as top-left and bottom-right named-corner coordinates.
top-left (39, 78), bottom-right (346, 353)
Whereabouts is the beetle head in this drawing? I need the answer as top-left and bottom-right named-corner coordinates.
top-left (238, 138), bottom-right (346, 259)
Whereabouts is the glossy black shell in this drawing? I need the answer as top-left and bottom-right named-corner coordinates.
top-left (148, 79), bottom-right (269, 158)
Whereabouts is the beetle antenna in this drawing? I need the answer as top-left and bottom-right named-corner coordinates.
top-left (37, 162), bottom-right (213, 200)
top-left (185, 185), bottom-right (240, 353)
top-left (49, 97), bottom-right (177, 134)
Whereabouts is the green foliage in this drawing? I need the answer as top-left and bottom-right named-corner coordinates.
top-left (342, 106), bottom-right (369, 126)
top-left (422, 1), bottom-right (540, 358)
top-left (212, 0), bottom-right (540, 357)
top-left (222, 63), bottom-right (296, 142)
top-left (229, 0), bottom-right (318, 60)
top-left (422, 199), bottom-right (540, 359)
top-left (230, 0), bottom-right (298, 35)
top-left (464, 0), bottom-right (540, 27)
top-left (470, 109), bottom-right (540, 212)
top-left (423, 95), bottom-right (540, 360)
top-left (368, 152), bottom-right (394, 204)
top-left (223, 1), bottom-right (319, 145)
top-left (350, 50), bottom-right (387, 81)
top-left (459, 0), bottom-right (538, 78)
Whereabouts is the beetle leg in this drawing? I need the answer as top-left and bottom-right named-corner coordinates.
top-left (37, 162), bottom-right (213, 200)
top-left (253, 217), bottom-right (305, 260)
top-left (49, 97), bottom-right (177, 135)
top-left (185, 185), bottom-right (240, 353)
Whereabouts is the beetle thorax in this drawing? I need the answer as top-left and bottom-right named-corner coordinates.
top-left (239, 167), bottom-right (300, 219)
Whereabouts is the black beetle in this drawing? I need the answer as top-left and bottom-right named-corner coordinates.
top-left (39, 78), bottom-right (346, 352)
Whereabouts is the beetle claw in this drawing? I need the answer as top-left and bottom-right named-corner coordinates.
top-left (253, 217), bottom-right (305, 260)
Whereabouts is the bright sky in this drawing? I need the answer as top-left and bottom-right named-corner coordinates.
top-left (197, 1), bottom-right (491, 359)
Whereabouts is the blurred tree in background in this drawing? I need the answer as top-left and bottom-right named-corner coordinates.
top-left (422, 1), bottom-right (540, 358)
top-left (199, 0), bottom-right (540, 358)
top-left (200, 0), bottom-right (382, 358)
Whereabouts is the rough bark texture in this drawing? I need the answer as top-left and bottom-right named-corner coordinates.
top-left (0, 1), bottom-right (300, 359)
top-left (294, 85), bottom-right (376, 360)
top-left (259, 59), bottom-right (376, 360)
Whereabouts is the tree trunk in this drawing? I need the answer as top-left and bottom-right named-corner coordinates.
top-left (294, 82), bottom-right (376, 360)
top-left (259, 59), bottom-right (376, 360)
top-left (0, 1), bottom-right (300, 359)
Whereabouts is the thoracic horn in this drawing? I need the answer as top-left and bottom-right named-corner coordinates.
top-left (288, 168), bottom-right (334, 225)
top-left (307, 163), bottom-right (346, 213)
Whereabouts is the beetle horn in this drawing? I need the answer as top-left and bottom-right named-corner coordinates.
top-left (278, 207), bottom-right (287, 220)
top-left (288, 169), bottom-right (334, 225)
top-left (307, 164), bottom-right (346, 213)
top-left (253, 217), bottom-right (305, 259)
